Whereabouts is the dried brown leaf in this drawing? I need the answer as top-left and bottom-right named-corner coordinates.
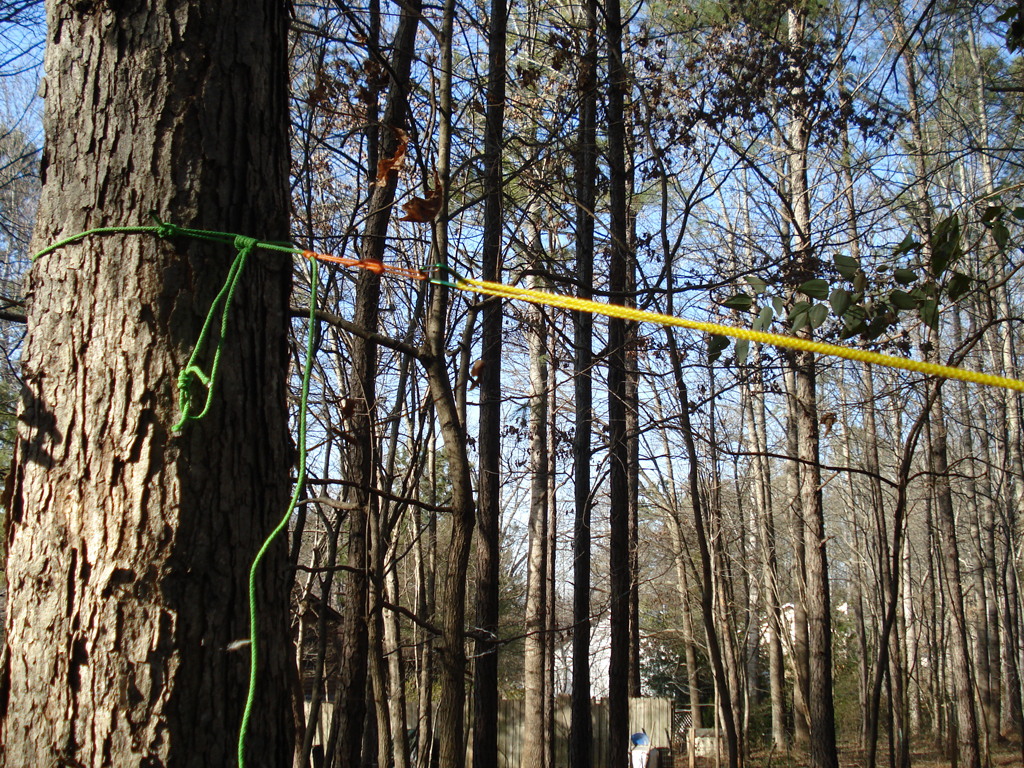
top-left (399, 170), bottom-right (443, 223)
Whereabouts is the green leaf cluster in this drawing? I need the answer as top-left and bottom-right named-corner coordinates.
top-left (709, 208), bottom-right (1019, 365)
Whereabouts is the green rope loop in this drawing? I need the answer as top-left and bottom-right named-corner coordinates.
top-left (170, 237), bottom-right (254, 432)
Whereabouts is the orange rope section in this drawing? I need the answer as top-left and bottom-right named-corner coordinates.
top-left (302, 250), bottom-right (427, 282)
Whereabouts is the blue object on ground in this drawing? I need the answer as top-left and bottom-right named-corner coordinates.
top-left (631, 730), bottom-right (650, 747)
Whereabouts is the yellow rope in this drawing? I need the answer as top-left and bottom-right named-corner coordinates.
top-left (458, 276), bottom-right (1024, 393)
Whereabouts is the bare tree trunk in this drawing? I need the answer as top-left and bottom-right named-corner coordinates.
top-left (335, 2), bottom-right (422, 764)
top-left (422, 1), bottom-right (476, 765)
top-left (384, 544), bottom-right (411, 768)
top-left (470, 0), bottom-right (505, 761)
top-left (967, 23), bottom-right (1012, 742)
top-left (655, 387), bottom-right (702, 767)
top-left (545, 357), bottom-right (559, 768)
top-left (786, 10), bottom-right (838, 767)
top-left (895, 9), bottom-right (980, 764)
top-left (523, 206), bottom-right (549, 768)
top-left (929, 383), bottom-right (981, 768)
top-left (784, 364), bottom-right (810, 749)
top-left (742, 341), bottom-right (784, 750)
top-left (605, 0), bottom-right (630, 764)
top-left (416, 432), bottom-right (438, 768)
top-left (370, 510), bottom-right (395, 768)
top-left (569, 2), bottom-right (598, 766)
top-left (665, 331), bottom-right (739, 768)
top-left (0, 0), bottom-right (293, 765)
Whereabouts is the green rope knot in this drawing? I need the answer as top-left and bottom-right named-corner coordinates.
top-left (171, 237), bottom-right (253, 432)
top-left (149, 212), bottom-right (184, 240)
top-left (234, 234), bottom-right (258, 251)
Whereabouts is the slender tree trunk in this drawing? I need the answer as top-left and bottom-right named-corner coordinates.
top-left (523, 206), bottom-right (549, 768)
top-left (654, 387), bottom-right (701, 767)
top-left (784, 364), bottom-right (811, 748)
top-left (626, 126), bottom-right (641, 704)
top-left (384, 545), bottom-right (411, 768)
top-left (605, 0), bottom-right (630, 764)
top-left (421, 1), bottom-right (476, 765)
top-left (929, 383), bottom-right (981, 768)
top-left (570, 0), bottom-right (598, 765)
top-left (968, 23), bottom-right (1012, 742)
top-left (369, 510), bottom-right (394, 768)
top-left (896, 9), bottom-right (980, 765)
top-left (545, 358), bottom-right (558, 768)
top-left (786, 10), bottom-right (837, 767)
top-left (471, 0), bottom-right (506, 761)
top-left (416, 432), bottom-right (438, 768)
top-left (0, 0), bottom-right (293, 765)
top-left (336, 3), bottom-right (422, 764)
top-left (665, 330), bottom-right (739, 768)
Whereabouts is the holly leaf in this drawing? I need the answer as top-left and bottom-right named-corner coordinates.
top-left (894, 268), bottom-right (917, 285)
top-left (920, 298), bottom-right (939, 331)
top-left (834, 254), bottom-right (859, 280)
top-left (798, 279), bottom-right (830, 300)
top-left (724, 293), bottom-right (753, 311)
top-left (889, 289), bottom-right (916, 310)
top-left (894, 232), bottom-right (920, 256)
top-left (746, 275), bottom-right (768, 294)
top-left (930, 214), bottom-right (962, 278)
top-left (399, 170), bottom-right (443, 222)
top-left (947, 272), bottom-right (973, 301)
top-left (752, 306), bottom-right (773, 332)
top-left (789, 301), bottom-right (811, 332)
top-left (735, 338), bottom-right (750, 365)
top-left (983, 205), bottom-right (1003, 223)
top-left (809, 303), bottom-right (828, 329)
top-left (829, 288), bottom-right (851, 317)
top-left (993, 220), bottom-right (1010, 251)
top-left (707, 334), bottom-right (729, 365)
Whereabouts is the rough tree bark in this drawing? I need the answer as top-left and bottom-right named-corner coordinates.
top-left (0, 0), bottom-right (292, 765)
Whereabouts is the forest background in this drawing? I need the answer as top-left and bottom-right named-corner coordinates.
top-left (0, 0), bottom-right (1023, 768)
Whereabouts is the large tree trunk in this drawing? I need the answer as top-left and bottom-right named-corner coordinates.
top-left (0, 0), bottom-right (292, 765)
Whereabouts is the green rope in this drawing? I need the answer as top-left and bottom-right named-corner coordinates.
top-left (238, 257), bottom-right (318, 768)
top-left (171, 236), bottom-right (255, 431)
top-left (32, 216), bottom-right (309, 434)
top-left (33, 219), bottom-right (321, 767)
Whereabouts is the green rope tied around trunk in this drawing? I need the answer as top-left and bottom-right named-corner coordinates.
top-left (34, 218), bottom-right (320, 768)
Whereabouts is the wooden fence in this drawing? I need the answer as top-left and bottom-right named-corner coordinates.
top-left (490, 696), bottom-right (673, 768)
top-left (305, 696), bottom-right (674, 768)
